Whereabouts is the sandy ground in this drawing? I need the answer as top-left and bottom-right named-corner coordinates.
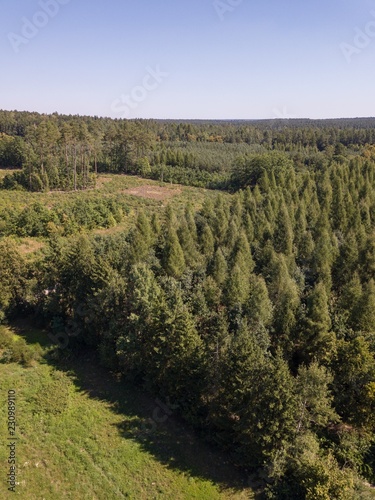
top-left (124, 185), bottom-right (182, 200)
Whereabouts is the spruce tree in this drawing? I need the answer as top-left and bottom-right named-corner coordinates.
top-left (273, 201), bottom-right (294, 255)
top-left (162, 227), bottom-right (186, 278)
top-left (128, 210), bottom-right (153, 264)
top-left (303, 281), bottom-right (335, 364)
top-left (210, 247), bottom-right (228, 286)
top-left (199, 223), bottom-right (215, 258)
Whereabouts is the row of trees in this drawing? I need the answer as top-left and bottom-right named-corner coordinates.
top-left (0, 117), bottom-right (153, 191)
top-left (1, 110), bottom-right (375, 191)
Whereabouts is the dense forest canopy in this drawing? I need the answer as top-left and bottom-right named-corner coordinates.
top-left (2, 109), bottom-right (375, 497)
top-left (1, 109), bottom-right (375, 191)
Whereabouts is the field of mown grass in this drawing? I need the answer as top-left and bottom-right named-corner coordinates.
top-left (0, 324), bottom-right (254, 499)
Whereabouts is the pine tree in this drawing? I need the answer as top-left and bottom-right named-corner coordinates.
top-left (246, 274), bottom-right (273, 328)
top-left (273, 201), bottom-right (294, 255)
top-left (177, 216), bottom-right (200, 268)
top-left (231, 230), bottom-right (255, 276)
top-left (184, 205), bottom-right (198, 241)
top-left (229, 346), bottom-right (298, 468)
top-left (339, 272), bottom-right (363, 330)
top-left (224, 218), bottom-right (240, 253)
top-left (303, 282), bottom-right (335, 364)
top-left (210, 247), bottom-right (228, 286)
top-left (312, 229), bottom-right (335, 291)
top-left (162, 227), bottom-right (186, 278)
top-left (212, 195), bottom-right (229, 245)
top-left (209, 321), bottom-right (267, 458)
top-left (243, 213), bottom-right (254, 244)
top-left (267, 253), bottom-right (300, 350)
top-left (155, 278), bottom-right (204, 412)
top-left (333, 337), bottom-right (375, 429)
top-left (127, 210), bottom-right (153, 264)
top-left (0, 238), bottom-right (25, 321)
top-left (295, 362), bottom-right (338, 434)
top-left (117, 263), bottom-right (165, 375)
top-left (333, 230), bottom-right (359, 287)
top-left (199, 223), bottom-right (215, 258)
top-left (357, 279), bottom-right (375, 334)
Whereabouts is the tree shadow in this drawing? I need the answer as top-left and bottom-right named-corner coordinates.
top-left (50, 347), bottom-right (259, 496)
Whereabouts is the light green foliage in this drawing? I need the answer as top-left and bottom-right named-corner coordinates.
top-left (332, 337), bottom-right (375, 430)
top-left (304, 282), bottom-right (336, 363)
top-left (295, 362), bottom-right (338, 433)
top-left (211, 247), bottom-right (228, 286)
top-left (162, 227), bottom-right (186, 278)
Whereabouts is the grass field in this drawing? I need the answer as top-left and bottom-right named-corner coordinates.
top-left (0, 323), bottom-right (254, 499)
top-left (0, 172), bottom-right (224, 212)
top-left (1, 172), bottom-right (228, 248)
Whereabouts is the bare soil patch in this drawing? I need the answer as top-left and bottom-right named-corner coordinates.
top-left (17, 239), bottom-right (45, 255)
top-left (124, 185), bottom-right (182, 200)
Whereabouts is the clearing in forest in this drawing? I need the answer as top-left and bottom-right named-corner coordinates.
top-left (124, 184), bottom-right (182, 200)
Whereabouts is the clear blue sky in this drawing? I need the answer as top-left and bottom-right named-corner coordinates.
top-left (1, 0), bottom-right (375, 119)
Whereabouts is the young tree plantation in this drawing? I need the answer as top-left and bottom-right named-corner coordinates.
top-left (2, 110), bottom-right (375, 498)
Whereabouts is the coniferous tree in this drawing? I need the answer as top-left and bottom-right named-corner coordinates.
top-left (295, 362), bottom-right (338, 434)
top-left (302, 281), bottom-right (335, 364)
top-left (128, 211), bottom-right (153, 265)
top-left (273, 201), bottom-right (294, 255)
top-left (162, 227), bottom-right (186, 278)
top-left (199, 223), bottom-right (215, 258)
top-left (210, 247), bottom-right (228, 286)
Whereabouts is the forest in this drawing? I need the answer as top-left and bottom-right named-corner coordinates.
top-left (2, 109), bottom-right (375, 498)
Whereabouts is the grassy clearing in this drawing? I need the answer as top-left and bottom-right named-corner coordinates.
top-left (1, 173), bottom-right (229, 252)
top-left (0, 324), bottom-right (253, 499)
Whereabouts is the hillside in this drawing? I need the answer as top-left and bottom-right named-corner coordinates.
top-left (0, 324), bottom-right (253, 499)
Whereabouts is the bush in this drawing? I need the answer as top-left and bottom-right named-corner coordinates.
top-left (0, 326), bottom-right (39, 366)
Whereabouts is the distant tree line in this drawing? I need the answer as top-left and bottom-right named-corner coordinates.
top-left (2, 110), bottom-right (375, 191)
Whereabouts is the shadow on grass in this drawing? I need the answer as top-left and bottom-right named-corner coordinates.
top-left (10, 317), bottom-right (51, 348)
top-left (12, 317), bottom-right (259, 496)
top-left (53, 348), bottom-right (256, 496)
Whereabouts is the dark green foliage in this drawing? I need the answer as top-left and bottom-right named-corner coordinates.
top-left (3, 112), bottom-right (375, 494)
top-left (0, 238), bottom-right (25, 321)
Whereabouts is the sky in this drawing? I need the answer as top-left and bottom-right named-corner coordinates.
top-left (1, 0), bottom-right (375, 120)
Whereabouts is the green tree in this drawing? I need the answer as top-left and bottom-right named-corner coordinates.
top-left (273, 201), bottom-right (294, 255)
top-left (295, 362), bottom-right (338, 434)
top-left (0, 239), bottom-right (25, 321)
top-left (128, 211), bottom-right (153, 264)
top-left (210, 247), bottom-right (228, 286)
top-left (303, 281), bottom-right (335, 364)
top-left (199, 223), bottom-right (215, 258)
top-left (162, 227), bottom-right (186, 278)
